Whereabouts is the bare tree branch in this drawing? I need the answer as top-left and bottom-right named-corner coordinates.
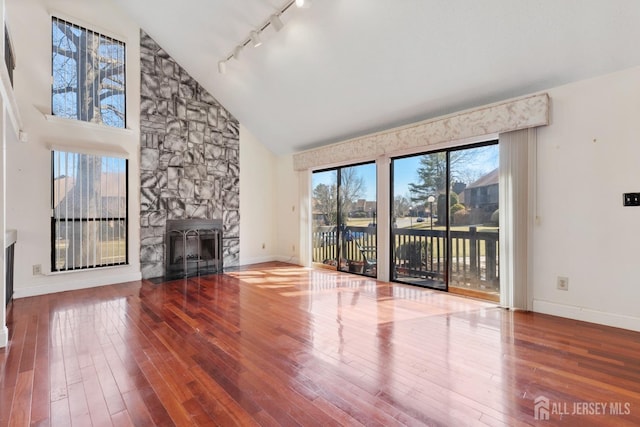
top-left (99, 89), bottom-right (124, 101)
top-left (52, 86), bottom-right (77, 95)
top-left (102, 103), bottom-right (125, 120)
top-left (53, 45), bottom-right (77, 60)
top-left (54, 21), bottom-right (80, 47)
top-left (99, 64), bottom-right (125, 81)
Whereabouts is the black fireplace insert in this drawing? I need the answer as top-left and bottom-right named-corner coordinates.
top-left (165, 219), bottom-right (223, 279)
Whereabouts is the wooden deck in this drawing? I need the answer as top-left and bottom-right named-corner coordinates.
top-left (2, 262), bottom-right (640, 426)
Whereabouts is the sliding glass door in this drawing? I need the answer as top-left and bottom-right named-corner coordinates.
top-left (312, 163), bottom-right (377, 277)
top-left (392, 153), bottom-right (447, 289)
top-left (391, 142), bottom-right (499, 300)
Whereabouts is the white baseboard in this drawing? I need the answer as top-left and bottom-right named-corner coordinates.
top-left (533, 299), bottom-right (640, 332)
top-left (239, 255), bottom-right (278, 266)
top-left (13, 271), bottom-right (142, 299)
top-left (274, 255), bottom-right (300, 265)
top-left (0, 325), bottom-right (8, 348)
top-left (239, 255), bottom-right (301, 266)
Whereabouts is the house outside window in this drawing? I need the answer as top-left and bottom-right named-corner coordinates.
top-left (52, 151), bottom-right (128, 272)
top-left (51, 17), bottom-right (126, 128)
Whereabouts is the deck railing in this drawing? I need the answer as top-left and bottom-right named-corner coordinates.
top-left (312, 226), bottom-right (499, 288)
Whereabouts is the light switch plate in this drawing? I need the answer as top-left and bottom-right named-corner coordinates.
top-left (623, 193), bottom-right (640, 207)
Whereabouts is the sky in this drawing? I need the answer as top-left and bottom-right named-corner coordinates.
top-left (312, 144), bottom-right (498, 203)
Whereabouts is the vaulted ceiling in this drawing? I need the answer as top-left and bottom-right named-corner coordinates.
top-left (111, 0), bottom-right (640, 155)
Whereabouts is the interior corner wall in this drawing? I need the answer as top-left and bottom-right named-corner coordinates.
top-left (139, 31), bottom-right (239, 279)
top-left (239, 125), bottom-right (277, 265)
top-left (275, 154), bottom-right (299, 263)
top-left (6, 0), bottom-right (142, 298)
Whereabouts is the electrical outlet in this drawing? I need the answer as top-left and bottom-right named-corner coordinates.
top-left (557, 276), bottom-right (569, 291)
top-left (33, 264), bottom-right (42, 275)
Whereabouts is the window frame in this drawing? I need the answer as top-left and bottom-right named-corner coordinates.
top-left (51, 150), bottom-right (129, 272)
top-left (51, 16), bottom-right (127, 128)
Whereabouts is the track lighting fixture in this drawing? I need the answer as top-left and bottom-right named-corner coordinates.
top-left (250, 31), bottom-right (262, 48)
top-left (218, 0), bottom-right (311, 74)
top-left (233, 45), bottom-right (242, 60)
top-left (270, 14), bottom-right (284, 32)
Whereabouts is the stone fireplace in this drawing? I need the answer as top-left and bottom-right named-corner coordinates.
top-left (139, 31), bottom-right (239, 279)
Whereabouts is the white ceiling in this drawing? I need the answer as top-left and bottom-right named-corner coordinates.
top-left (111, 0), bottom-right (640, 155)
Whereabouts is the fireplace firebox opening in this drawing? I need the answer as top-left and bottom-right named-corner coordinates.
top-left (165, 219), bottom-right (222, 279)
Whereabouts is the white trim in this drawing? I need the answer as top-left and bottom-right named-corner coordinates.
top-left (274, 255), bottom-right (301, 265)
top-left (0, 47), bottom-right (22, 141)
top-left (533, 299), bottom-right (640, 332)
top-left (48, 140), bottom-right (130, 158)
top-left (45, 114), bottom-right (134, 135)
top-left (240, 256), bottom-right (302, 266)
top-left (13, 271), bottom-right (142, 299)
top-left (0, 325), bottom-right (7, 348)
top-left (239, 255), bottom-right (278, 266)
top-left (376, 156), bottom-right (390, 281)
top-left (298, 169), bottom-right (311, 267)
top-left (44, 263), bottom-right (131, 277)
top-left (5, 229), bottom-right (16, 248)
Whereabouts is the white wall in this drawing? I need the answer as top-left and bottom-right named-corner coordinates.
top-left (532, 67), bottom-right (640, 330)
top-left (275, 154), bottom-right (299, 263)
top-left (237, 130), bottom-right (300, 266)
top-left (273, 66), bottom-right (640, 331)
top-left (239, 124), bottom-right (278, 265)
top-left (6, 0), bottom-right (141, 297)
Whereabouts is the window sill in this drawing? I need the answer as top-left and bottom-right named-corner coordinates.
top-left (44, 114), bottom-right (134, 134)
top-left (46, 263), bottom-right (130, 276)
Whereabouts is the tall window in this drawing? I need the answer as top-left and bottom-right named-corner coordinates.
top-left (391, 142), bottom-right (499, 301)
top-left (51, 17), bottom-right (126, 128)
top-left (52, 151), bottom-right (128, 271)
top-left (312, 163), bottom-right (377, 277)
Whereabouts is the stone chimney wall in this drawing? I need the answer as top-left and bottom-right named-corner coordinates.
top-left (139, 31), bottom-right (239, 279)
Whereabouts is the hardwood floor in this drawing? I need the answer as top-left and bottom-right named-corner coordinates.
top-left (2, 262), bottom-right (640, 426)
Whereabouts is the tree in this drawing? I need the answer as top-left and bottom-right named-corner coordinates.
top-left (313, 183), bottom-right (338, 225)
top-left (407, 149), bottom-right (489, 208)
top-left (408, 152), bottom-right (448, 205)
top-left (52, 19), bottom-right (126, 127)
top-left (393, 194), bottom-right (411, 218)
top-left (339, 166), bottom-right (366, 221)
top-left (312, 167), bottom-right (366, 226)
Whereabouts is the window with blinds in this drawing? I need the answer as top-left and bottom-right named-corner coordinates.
top-left (51, 17), bottom-right (126, 128)
top-left (52, 151), bottom-right (128, 272)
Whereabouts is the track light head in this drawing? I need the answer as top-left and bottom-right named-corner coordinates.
top-left (270, 14), bottom-right (284, 32)
top-left (250, 31), bottom-right (262, 47)
top-left (295, 0), bottom-right (312, 8)
top-left (217, 60), bottom-right (226, 74)
top-left (233, 45), bottom-right (242, 60)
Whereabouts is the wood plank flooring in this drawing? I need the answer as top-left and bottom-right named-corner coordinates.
top-left (2, 262), bottom-right (640, 426)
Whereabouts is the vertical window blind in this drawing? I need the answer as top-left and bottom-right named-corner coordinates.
top-left (51, 17), bottom-right (126, 128)
top-left (51, 151), bottom-right (128, 271)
